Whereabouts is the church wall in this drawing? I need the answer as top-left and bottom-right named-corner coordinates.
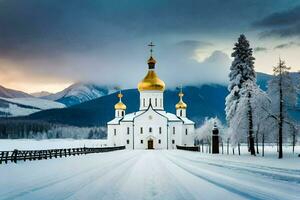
top-left (134, 109), bottom-right (168, 149)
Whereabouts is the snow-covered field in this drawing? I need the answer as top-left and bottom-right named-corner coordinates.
top-left (0, 141), bottom-right (299, 200)
top-left (0, 139), bottom-right (107, 151)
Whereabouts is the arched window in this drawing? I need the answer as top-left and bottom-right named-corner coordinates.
top-left (114, 129), bottom-right (117, 136)
top-left (180, 110), bottom-right (182, 116)
top-left (149, 127), bottom-right (152, 133)
top-left (127, 127), bottom-right (130, 134)
top-left (159, 127), bottom-right (162, 134)
top-left (122, 111), bottom-right (124, 116)
top-left (140, 127), bottom-right (143, 134)
top-left (143, 98), bottom-right (145, 107)
top-left (127, 140), bottom-right (130, 144)
top-left (155, 98), bottom-right (157, 107)
top-left (173, 127), bottom-right (175, 134)
top-left (185, 129), bottom-right (188, 135)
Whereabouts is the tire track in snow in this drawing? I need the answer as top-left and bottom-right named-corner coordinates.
top-left (63, 152), bottom-right (141, 200)
top-left (1, 151), bottom-right (138, 200)
top-left (169, 152), bottom-right (300, 184)
top-left (164, 152), bottom-right (283, 200)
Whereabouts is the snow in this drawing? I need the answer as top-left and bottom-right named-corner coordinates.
top-left (0, 143), bottom-right (299, 200)
top-left (0, 139), bottom-right (107, 151)
top-left (0, 97), bottom-right (65, 110)
top-left (43, 83), bottom-right (117, 103)
top-left (0, 97), bottom-right (65, 117)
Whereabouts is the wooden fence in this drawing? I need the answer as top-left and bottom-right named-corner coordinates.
top-left (176, 145), bottom-right (199, 151)
top-left (0, 146), bottom-right (125, 164)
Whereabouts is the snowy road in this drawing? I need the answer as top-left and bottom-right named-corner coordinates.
top-left (0, 150), bottom-right (299, 200)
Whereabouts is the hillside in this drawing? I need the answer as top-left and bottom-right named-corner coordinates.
top-left (0, 85), bottom-right (32, 98)
top-left (25, 85), bottom-right (228, 127)
top-left (0, 97), bottom-right (65, 117)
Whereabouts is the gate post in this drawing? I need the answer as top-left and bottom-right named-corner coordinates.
top-left (212, 122), bottom-right (219, 154)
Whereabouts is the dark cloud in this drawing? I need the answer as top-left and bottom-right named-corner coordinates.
top-left (274, 42), bottom-right (300, 49)
top-left (0, 0), bottom-right (297, 89)
top-left (253, 5), bottom-right (300, 38)
top-left (254, 47), bottom-right (267, 52)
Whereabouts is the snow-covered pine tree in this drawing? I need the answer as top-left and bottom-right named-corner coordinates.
top-left (225, 34), bottom-right (256, 155)
top-left (267, 59), bottom-right (298, 159)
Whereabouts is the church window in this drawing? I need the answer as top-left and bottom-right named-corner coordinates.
top-left (149, 98), bottom-right (151, 105)
top-left (140, 127), bottom-right (143, 134)
top-left (143, 98), bottom-right (145, 107)
top-left (158, 139), bottom-right (161, 144)
top-left (141, 140), bottom-right (143, 144)
top-left (155, 98), bottom-right (157, 107)
top-left (159, 127), bottom-right (162, 134)
top-left (180, 110), bottom-right (182, 116)
top-left (127, 140), bottom-right (130, 144)
top-left (172, 140), bottom-right (175, 144)
top-left (114, 129), bottom-right (116, 136)
top-left (149, 127), bottom-right (152, 133)
top-left (122, 111), bottom-right (124, 116)
top-left (127, 127), bottom-right (130, 134)
top-left (173, 127), bottom-right (175, 134)
top-left (185, 129), bottom-right (188, 135)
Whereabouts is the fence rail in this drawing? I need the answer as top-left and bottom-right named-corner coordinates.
top-left (176, 145), bottom-right (199, 151)
top-left (0, 146), bottom-right (125, 164)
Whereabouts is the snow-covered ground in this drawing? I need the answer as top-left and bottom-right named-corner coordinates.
top-left (0, 139), bottom-right (107, 151)
top-left (0, 144), bottom-right (299, 200)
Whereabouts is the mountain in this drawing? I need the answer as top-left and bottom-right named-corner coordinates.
top-left (31, 91), bottom-right (53, 98)
top-left (9, 72), bottom-right (300, 126)
top-left (0, 97), bottom-right (65, 117)
top-left (21, 85), bottom-right (228, 127)
top-left (43, 83), bottom-right (118, 106)
top-left (0, 85), bottom-right (32, 98)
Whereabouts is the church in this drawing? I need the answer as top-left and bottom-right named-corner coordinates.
top-left (107, 45), bottom-right (195, 149)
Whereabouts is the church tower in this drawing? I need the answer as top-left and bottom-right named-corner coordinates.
top-left (138, 42), bottom-right (165, 110)
top-left (114, 92), bottom-right (126, 118)
top-left (175, 88), bottom-right (187, 117)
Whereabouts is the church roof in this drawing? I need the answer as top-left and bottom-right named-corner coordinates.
top-left (107, 106), bottom-right (194, 125)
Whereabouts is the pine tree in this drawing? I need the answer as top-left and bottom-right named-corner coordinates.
top-left (225, 34), bottom-right (256, 155)
top-left (267, 59), bottom-right (298, 159)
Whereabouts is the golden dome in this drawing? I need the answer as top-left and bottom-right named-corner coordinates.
top-left (138, 56), bottom-right (165, 92)
top-left (175, 91), bottom-right (187, 109)
top-left (114, 102), bottom-right (126, 110)
top-left (114, 92), bottom-right (126, 110)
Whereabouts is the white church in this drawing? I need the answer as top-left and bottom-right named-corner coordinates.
top-left (107, 45), bottom-right (195, 149)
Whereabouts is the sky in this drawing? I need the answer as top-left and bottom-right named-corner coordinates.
top-left (0, 0), bottom-right (300, 93)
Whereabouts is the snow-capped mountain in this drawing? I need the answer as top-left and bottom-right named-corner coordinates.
top-left (31, 91), bottom-right (53, 98)
top-left (43, 83), bottom-right (118, 106)
top-left (0, 85), bottom-right (32, 98)
top-left (0, 97), bottom-right (65, 117)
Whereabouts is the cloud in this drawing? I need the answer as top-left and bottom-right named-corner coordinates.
top-left (253, 5), bottom-right (300, 38)
top-left (254, 47), bottom-right (267, 52)
top-left (274, 42), bottom-right (300, 49)
top-left (0, 0), bottom-right (295, 91)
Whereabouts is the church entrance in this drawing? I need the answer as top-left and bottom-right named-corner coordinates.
top-left (147, 139), bottom-right (154, 149)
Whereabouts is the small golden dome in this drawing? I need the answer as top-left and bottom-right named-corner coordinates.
top-left (114, 102), bottom-right (126, 110)
top-left (175, 91), bottom-right (187, 109)
top-left (138, 56), bottom-right (165, 91)
top-left (114, 92), bottom-right (126, 110)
